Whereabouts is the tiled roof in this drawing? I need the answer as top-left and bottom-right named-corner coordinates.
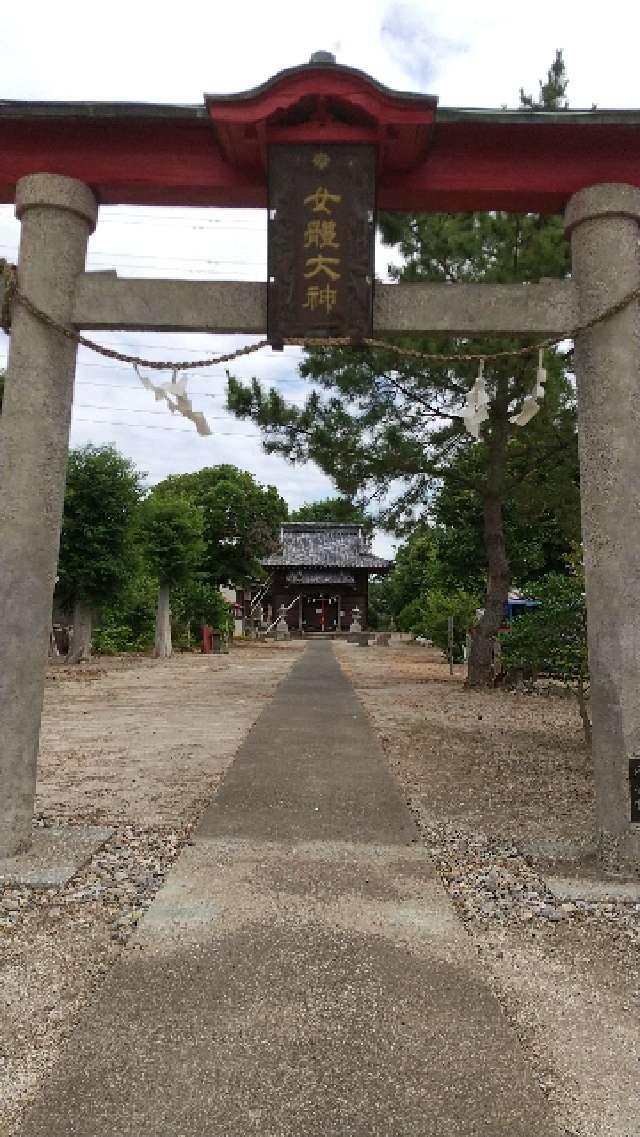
top-left (262, 522), bottom-right (391, 571)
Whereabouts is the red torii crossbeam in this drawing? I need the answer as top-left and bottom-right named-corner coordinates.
top-left (2, 57), bottom-right (640, 211)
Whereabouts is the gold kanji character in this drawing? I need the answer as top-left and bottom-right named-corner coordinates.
top-left (303, 284), bottom-right (338, 315)
top-left (304, 219), bottom-right (340, 250)
top-left (303, 186), bottom-right (342, 214)
top-left (304, 255), bottom-right (341, 281)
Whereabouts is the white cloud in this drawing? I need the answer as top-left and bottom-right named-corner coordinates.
top-left (381, 3), bottom-right (468, 88)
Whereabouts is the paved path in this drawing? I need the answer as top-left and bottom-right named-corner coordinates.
top-left (19, 643), bottom-right (560, 1136)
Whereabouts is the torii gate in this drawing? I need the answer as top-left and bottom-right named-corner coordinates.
top-left (1, 53), bottom-right (640, 871)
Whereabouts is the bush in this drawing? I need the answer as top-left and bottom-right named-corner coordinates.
top-left (396, 597), bottom-right (424, 634)
top-left (499, 566), bottom-right (590, 743)
top-left (397, 589), bottom-right (476, 660)
top-left (418, 588), bottom-right (478, 660)
top-left (172, 581), bottom-right (234, 638)
top-left (500, 571), bottom-right (587, 681)
top-left (93, 623), bottom-right (136, 655)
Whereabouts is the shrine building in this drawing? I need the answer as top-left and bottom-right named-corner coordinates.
top-left (260, 522), bottom-right (391, 633)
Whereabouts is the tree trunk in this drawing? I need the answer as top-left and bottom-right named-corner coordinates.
top-left (467, 376), bottom-right (511, 687)
top-left (67, 600), bottom-right (92, 663)
top-left (154, 582), bottom-right (172, 658)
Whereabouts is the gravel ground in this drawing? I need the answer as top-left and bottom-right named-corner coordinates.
top-left (4, 639), bottom-right (639, 1136)
top-left (335, 641), bottom-right (640, 1137)
top-left (0, 642), bottom-right (303, 1136)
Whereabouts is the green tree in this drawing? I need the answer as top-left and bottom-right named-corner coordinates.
top-left (434, 391), bottom-right (580, 593)
top-left (290, 496), bottom-right (373, 534)
top-left (93, 569), bottom-right (157, 655)
top-left (500, 559), bottom-right (589, 742)
top-left (412, 587), bottom-right (478, 661)
top-left (56, 445), bottom-right (142, 662)
top-left (227, 51), bottom-right (575, 687)
top-left (154, 465), bottom-right (288, 588)
top-left (369, 524), bottom-right (441, 627)
top-left (172, 579), bottom-right (233, 643)
top-left (138, 496), bottom-right (205, 658)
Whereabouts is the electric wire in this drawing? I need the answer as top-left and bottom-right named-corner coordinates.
top-left (72, 416), bottom-right (265, 437)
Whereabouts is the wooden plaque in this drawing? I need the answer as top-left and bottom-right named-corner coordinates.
top-left (268, 144), bottom-right (376, 344)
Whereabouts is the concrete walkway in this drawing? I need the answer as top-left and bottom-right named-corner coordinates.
top-left (19, 643), bottom-right (560, 1136)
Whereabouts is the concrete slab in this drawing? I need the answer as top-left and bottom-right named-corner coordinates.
top-left (198, 641), bottom-right (416, 844)
top-left (0, 824), bottom-right (113, 885)
top-left (18, 837), bottom-right (560, 1137)
top-left (547, 875), bottom-right (640, 902)
top-left (521, 837), bottom-right (597, 863)
top-left (16, 645), bottom-right (561, 1136)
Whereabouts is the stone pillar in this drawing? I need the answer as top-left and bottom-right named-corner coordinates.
top-left (0, 174), bottom-right (97, 857)
top-left (564, 183), bottom-right (640, 871)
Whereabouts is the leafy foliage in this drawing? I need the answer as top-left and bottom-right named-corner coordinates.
top-left (369, 524), bottom-right (441, 625)
top-left (138, 496), bottom-right (204, 587)
top-left (500, 568), bottom-right (587, 682)
top-left (93, 569), bottom-right (157, 653)
top-left (434, 397), bottom-right (580, 593)
top-left (499, 557), bottom-right (590, 742)
top-left (153, 465), bottom-right (287, 587)
top-left (417, 589), bottom-right (478, 661)
top-left (172, 579), bottom-right (234, 638)
top-left (289, 496), bottom-right (373, 534)
top-left (56, 445), bottom-right (142, 611)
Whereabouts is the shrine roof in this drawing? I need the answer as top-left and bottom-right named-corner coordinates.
top-left (262, 522), bottom-right (391, 572)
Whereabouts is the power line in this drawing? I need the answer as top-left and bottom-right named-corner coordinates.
top-left (0, 243), bottom-right (267, 272)
top-left (98, 217), bottom-right (266, 233)
top-left (75, 402), bottom-right (244, 419)
top-left (0, 356), bottom-right (308, 387)
top-left (85, 250), bottom-right (266, 267)
top-left (0, 357), bottom-right (313, 388)
top-left (74, 378), bottom-right (227, 397)
top-left (72, 416), bottom-right (264, 437)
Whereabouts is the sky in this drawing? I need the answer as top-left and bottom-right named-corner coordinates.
top-left (2, 0), bottom-right (640, 559)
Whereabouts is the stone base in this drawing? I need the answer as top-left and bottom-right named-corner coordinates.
top-left (521, 836), bottom-right (640, 892)
top-left (547, 875), bottom-right (640, 902)
top-left (0, 824), bottom-right (114, 886)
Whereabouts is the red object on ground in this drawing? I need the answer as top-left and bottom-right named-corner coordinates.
top-left (202, 625), bottom-right (213, 654)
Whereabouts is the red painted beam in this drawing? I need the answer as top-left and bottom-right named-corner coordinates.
top-left (382, 121), bottom-right (640, 214)
top-left (0, 120), bottom-right (263, 208)
top-left (1, 105), bottom-right (640, 213)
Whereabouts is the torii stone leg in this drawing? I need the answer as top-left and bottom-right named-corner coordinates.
top-left (0, 174), bottom-right (97, 857)
top-left (565, 183), bottom-right (640, 871)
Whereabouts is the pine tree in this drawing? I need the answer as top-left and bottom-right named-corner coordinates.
top-left (228, 52), bottom-right (577, 685)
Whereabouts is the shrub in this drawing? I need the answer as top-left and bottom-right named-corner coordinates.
top-left (499, 567), bottom-right (590, 742)
top-left (418, 588), bottom-right (478, 660)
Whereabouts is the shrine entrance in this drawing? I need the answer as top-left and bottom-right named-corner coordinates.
top-left (1, 53), bottom-right (640, 871)
top-left (303, 595), bottom-right (339, 633)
